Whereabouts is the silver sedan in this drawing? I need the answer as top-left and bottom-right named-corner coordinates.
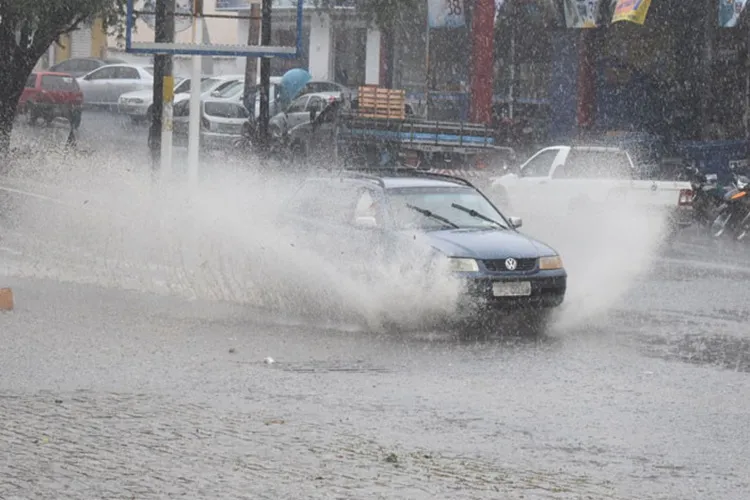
top-left (77, 64), bottom-right (154, 109)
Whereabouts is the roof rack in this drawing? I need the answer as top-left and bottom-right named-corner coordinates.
top-left (338, 166), bottom-right (476, 189)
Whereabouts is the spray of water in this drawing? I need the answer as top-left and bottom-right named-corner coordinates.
top-left (1, 134), bottom-right (673, 334)
top-left (0, 149), bottom-right (462, 331)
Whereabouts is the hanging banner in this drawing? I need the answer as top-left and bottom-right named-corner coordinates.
top-left (611, 0), bottom-right (652, 25)
top-left (428, 0), bottom-right (467, 28)
top-left (563, 0), bottom-right (602, 28)
top-left (719, 0), bottom-right (748, 27)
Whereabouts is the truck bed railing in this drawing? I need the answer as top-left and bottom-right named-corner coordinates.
top-left (337, 113), bottom-right (496, 150)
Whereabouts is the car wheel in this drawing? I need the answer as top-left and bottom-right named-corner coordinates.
top-left (70, 109), bottom-right (82, 130)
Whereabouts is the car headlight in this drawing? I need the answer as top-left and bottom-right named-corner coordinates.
top-left (447, 257), bottom-right (479, 273)
top-left (539, 255), bottom-right (563, 270)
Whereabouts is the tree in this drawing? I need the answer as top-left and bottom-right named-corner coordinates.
top-left (0, 0), bottom-right (126, 155)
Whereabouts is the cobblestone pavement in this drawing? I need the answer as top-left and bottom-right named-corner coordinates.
top-left (2, 112), bottom-right (750, 499)
top-left (1, 268), bottom-right (749, 500)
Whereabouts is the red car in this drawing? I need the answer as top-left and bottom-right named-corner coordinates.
top-left (18, 71), bottom-right (83, 129)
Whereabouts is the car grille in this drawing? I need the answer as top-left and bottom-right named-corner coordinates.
top-left (483, 258), bottom-right (537, 272)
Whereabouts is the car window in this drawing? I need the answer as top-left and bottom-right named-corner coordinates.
top-left (306, 96), bottom-right (326, 113)
top-left (305, 82), bottom-right (340, 94)
top-left (115, 66), bottom-right (140, 79)
top-left (199, 78), bottom-right (221, 93)
top-left (142, 66), bottom-right (154, 76)
top-left (51, 60), bottom-right (73, 72)
top-left (521, 149), bottom-right (558, 177)
top-left (556, 149), bottom-right (633, 180)
top-left (203, 102), bottom-right (249, 119)
top-left (25, 74), bottom-right (37, 88)
top-left (287, 180), bottom-right (360, 225)
top-left (174, 78), bottom-right (190, 93)
top-left (41, 75), bottom-right (78, 91)
top-left (86, 66), bottom-right (116, 80)
top-left (214, 80), bottom-right (243, 98)
top-left (286, 96), bottom-right (309, 113)
top-left (353, 189), bottom-right (385, 227)
top-left (387, 186), bottom-right (508, 230)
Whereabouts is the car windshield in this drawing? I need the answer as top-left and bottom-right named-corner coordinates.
top-left (387, 186), bottom-right (509, 231)
top-left (200, 77), bottom-right (221, 92)
top-left (215, 81), bottom-right (243, 98)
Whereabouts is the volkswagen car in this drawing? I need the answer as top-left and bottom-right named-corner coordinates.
top-left (280, 169), bottom-right (567, 334)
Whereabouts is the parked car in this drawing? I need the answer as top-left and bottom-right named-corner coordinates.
top-left (48, 57), bottom-right (127, 78)
top-left (18, 71), bottom-right (83, 128)
top-left (279, 169), bottom-right (567, 334)
top-left (173, 97), bottom-right (250, 149)
top-left (298, 80), bottom-right (356, 102)
top-left (77, 64), bottom-right (154, 108)
top-left (173, 76), bottom-right (283, 147)
top-left (488, 145), bottom-right (694, 230)
top-left (117, 75), bottom-right (235, 123)
top-left (269, 91), bottom-right (344, 139)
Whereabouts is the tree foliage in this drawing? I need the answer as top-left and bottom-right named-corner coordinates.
top-left (0, 0), bottom-right (127, 154)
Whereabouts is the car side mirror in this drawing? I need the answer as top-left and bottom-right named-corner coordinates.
top-left (354, 216), bottom-right (378, 229)
top-left (508, 216), bottom-right (523, 229)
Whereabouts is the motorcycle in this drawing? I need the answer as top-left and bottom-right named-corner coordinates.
top-left (710, 168), bottom-right (750, 242)
top-left (684, 166), bottom-right (724, 229)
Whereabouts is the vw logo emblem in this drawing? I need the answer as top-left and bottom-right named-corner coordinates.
top-left (504, 258), bottom-right (517, 270)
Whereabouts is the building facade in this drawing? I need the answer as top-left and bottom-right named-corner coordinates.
top-left (36, 18), bottom-right (109, 70)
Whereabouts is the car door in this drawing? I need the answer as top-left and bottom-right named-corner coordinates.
top-left (505, 147), bottom-right (564, 214)
top-left (283, 95), bottom-right (310, 132)
top-left (107, 66), bottom-right (148, 104)
top-left (78, 66), bottom-right (116, 105)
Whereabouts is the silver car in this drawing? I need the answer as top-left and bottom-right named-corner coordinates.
top-left (77, 64), bottom-right (154, 108)
top-left (117, 75), bottom-right (239, 123)
top-left (173, 97), bottom-right (250, 149)
top-left (269, 91), bottom-right (344, 139)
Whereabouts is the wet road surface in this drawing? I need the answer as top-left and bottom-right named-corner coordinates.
top-left (2, 239), bottom-right (749, 500)
top-left (2, 111), bottom-right (750, 499)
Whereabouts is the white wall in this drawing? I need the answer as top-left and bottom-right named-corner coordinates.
top-left (365, 28), bottom-right (381, 85)
top-left (308, 12), bottom-right (331, 80)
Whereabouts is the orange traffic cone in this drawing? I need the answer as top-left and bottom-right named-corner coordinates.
top-left (0, 288), bottom-right (14, 311)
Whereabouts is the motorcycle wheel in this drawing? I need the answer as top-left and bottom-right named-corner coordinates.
top-left (711, 209), bottom-right (733, 239)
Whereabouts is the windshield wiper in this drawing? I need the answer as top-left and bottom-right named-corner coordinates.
top-left (451, 203), bottom-right (504, 228)
top-left (406, 204), bottom-right (459, 229)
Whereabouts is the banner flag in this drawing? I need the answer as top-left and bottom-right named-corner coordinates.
top-left (611, 0), bottom-right (652, 25)
top-left (563, 0), bottom-right (602, 28)
top-left (718, 0), bottom-right (748, 27)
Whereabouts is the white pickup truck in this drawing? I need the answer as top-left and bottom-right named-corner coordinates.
top-left (487, 145), bottom-right (693, 226)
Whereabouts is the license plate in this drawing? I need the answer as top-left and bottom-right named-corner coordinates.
top-left (492, 281), bottom-right (531, 297)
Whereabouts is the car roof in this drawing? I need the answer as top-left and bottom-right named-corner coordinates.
top-left (307, 171), bottom-right (474, 190)
top-left (35, 71), bottom-right (76, 77)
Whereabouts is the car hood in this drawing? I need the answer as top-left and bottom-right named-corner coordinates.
top-left (420, 228), bottom-right (557, 259)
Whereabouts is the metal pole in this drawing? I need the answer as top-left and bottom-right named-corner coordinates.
top-left (187, 0), bottom-right (204, 188)
top-left (149, 0), bottom-right (168, 172)
top-left (160, 0), bottom-right (176, 180)
top-left (508, 0), bottom-right (515, 120)
top-left (258, 0), bottom-right (272, 155)
top-left (244, 3), bottom-right (261, 104)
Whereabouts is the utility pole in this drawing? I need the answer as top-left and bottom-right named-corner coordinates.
top-left (257, 0), bottom-right (272, 155)
top-left (148, 0), bottom-right (176, 177)
top-left (243, 3), bottom-right (261, 102)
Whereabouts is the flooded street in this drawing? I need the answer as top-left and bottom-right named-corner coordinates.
top-left (2, 240), bottom-right (749, 500)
